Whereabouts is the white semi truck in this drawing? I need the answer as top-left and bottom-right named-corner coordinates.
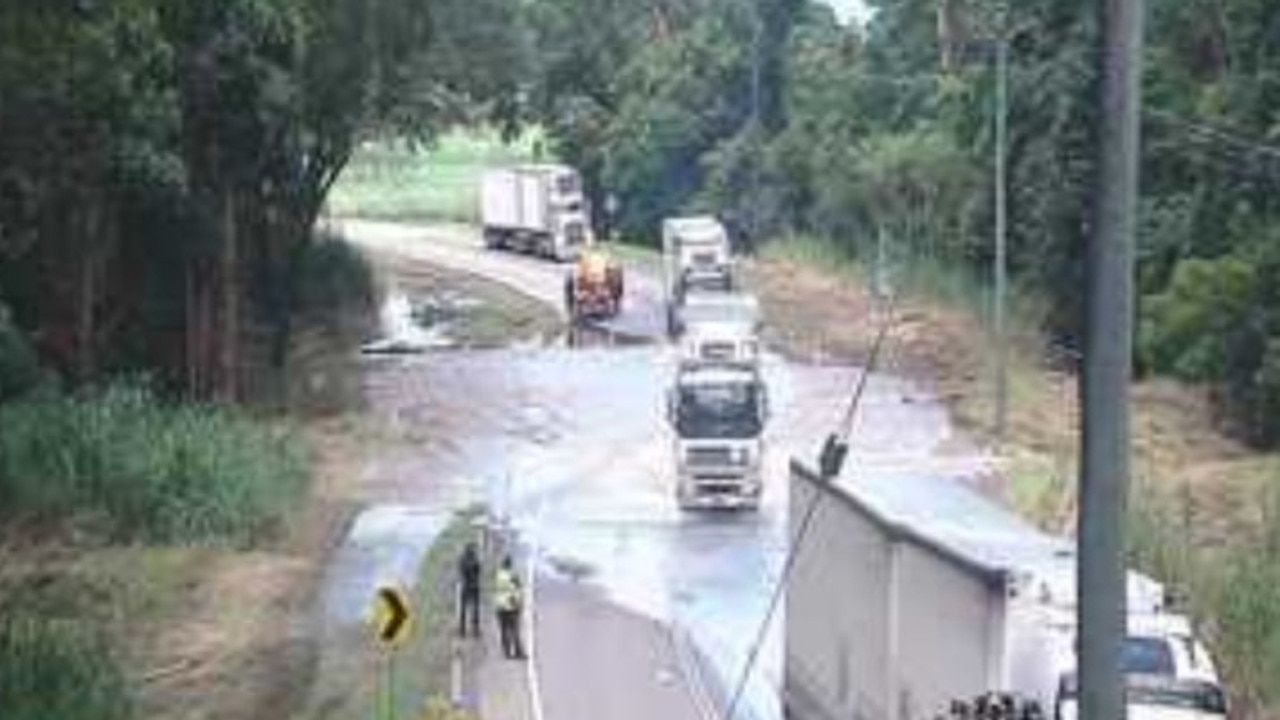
top-left (662, 216), bottom-right (734, 336)
top-left (786, 463), bottom-right (1228, 720)
top-left (480, 165), bottom-right (591, 261)
top-left (667, 313), bottom-right (769, 510)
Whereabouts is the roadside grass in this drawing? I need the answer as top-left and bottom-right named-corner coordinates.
top-left (0, 381), bottom-right (313, 717)
top-left (328, 130), bottom-right (539, 223)
top-left (0, 382), bottom-right (309, 544)
top-left (1128, 477), bottom-right (1280, 713)
top-left (395, 506), bottom-right (486, 718)
top-left (608, 238), bottom-right (663, 271)
top-left (0, 613), bottom-right (130, 720)
top-left (0, 546), bottom-right (212, 720)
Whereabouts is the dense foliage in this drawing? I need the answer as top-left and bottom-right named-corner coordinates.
top-left (0, 0), bottom-right (523, 401)
top-left (528, 0), bottom-right (1280, 446)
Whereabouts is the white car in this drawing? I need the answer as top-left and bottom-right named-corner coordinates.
top-left (1055, 616), bottom-right (1227, 720)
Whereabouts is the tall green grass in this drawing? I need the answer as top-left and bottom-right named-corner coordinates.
top-left (1128, 477), bottom-right (1280, 711)
top-left (0, 613), bottom-right (131, 720)
top-left (327, 130), bottom-right (540, 222)
top-left (0, 383), bottom-right (308, 544)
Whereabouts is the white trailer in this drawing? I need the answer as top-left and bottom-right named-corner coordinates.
top-left (785, 462), bottom-right (1227, 720)
top-left (480, 164), bottom-right (591, 261)
top-left (662, 216), bottom-right (734, 335)
top-left (679, 293), bottom-right (761, 359)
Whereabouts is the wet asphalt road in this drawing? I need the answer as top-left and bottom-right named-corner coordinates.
top-left (329, 219), bottom-right (991, 720)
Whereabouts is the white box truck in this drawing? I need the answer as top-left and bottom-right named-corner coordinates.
top-left (666, 309), bottom-right (769, 511)
top-left (480, 164), bottom-right (591, 261)
top-left (786, 463), bottom-right (1228, 720)
top-left (667, 361), bottom-right (769, 510)
top-left (662, 216), bottom-right (734, 335)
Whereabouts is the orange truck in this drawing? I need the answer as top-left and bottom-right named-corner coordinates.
top-left (564, 248), bottom-right (624, 321)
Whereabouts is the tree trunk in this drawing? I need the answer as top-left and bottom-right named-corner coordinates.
top-left (75, 202), bottom-right (98, 382)
top-left (218, 190), bottom-right (239, 403)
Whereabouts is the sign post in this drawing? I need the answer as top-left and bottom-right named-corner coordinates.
top-left (372, 585), bottom-right (412, 720)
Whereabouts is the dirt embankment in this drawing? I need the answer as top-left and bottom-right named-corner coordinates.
top-left (747, 253), bottom-right (1276, 546)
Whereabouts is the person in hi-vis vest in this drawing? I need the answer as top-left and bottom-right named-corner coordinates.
top-left (493, 555), bottom-right (526, 660)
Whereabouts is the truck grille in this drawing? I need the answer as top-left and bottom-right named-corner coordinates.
top-left (687, 446), bottom-right (734, 466)
top-left (696, 483), bottom-right (743, 496)
top-left (566, 222), bottom-right (586, 244)
top-left (700, 342), bottom-right (736, 362)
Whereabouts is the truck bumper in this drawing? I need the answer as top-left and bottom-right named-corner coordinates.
top-left (677, 470), bottom-right (762, 510)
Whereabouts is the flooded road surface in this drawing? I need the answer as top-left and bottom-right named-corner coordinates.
top-left (327, 219), bottom-right (992, 720)
top-left (332, 343), bottom-right (987, 719)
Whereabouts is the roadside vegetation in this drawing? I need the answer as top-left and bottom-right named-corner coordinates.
top-left (0, 0), bottom-right (524, 711)
top-left (0, 383), bottom-right (307, 544)
top-left (328, 132), bottom-right (540, 224)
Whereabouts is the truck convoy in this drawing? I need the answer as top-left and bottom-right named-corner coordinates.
top-left (480, 164), bottom-right (592, 261)
top-left (662, 216), bottom-right (735, 336)
top-left (662, 214), bottom-right (770, 510)
top-left (786, 463), bottom-right (1229, 720)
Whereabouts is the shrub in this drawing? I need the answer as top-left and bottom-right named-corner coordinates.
top-left (0, 382), bottom-right (308, 543)
top-left (0, 303), bottom-right (41, 402)
top-left (293, 232), bottom-right (376, 319)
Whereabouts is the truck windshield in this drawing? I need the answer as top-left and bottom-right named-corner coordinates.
top-left (676, 382), bottom-right (762, 439)
top-left (556, 173), bottom-right (581, 196)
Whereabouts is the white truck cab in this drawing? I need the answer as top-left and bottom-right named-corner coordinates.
top-left (662, 216), bottom-right (734, 335)
top-left (667, 362), bottom-right (769, 510)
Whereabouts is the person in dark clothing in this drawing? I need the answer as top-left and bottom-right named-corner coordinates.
top-left (457, 542), bottom-right (482, 638)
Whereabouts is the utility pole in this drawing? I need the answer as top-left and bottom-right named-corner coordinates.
top-left (1079, 3), bottom-right (1144, 720)
top-left (748, 0), bottom-right (763, 247)
top-left (992, 8), bottom-right (1010, 441)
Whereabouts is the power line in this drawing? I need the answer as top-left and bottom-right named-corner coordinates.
top-left (722, 316), bottom-right (897, 720)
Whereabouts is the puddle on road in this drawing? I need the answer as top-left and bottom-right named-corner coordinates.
top-left (561, 321), bottom-right (658, 350)
top-left (362, 289), bottom-right (458, 355)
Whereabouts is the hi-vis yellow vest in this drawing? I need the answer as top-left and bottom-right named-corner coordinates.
top-left (494, 568), bottom-right (522, 612)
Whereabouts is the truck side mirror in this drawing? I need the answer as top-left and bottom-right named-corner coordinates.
top-left (665, 389), bottom-right (676, 426)
top-left (818, 434), bottom-right (848, 481)
top-left (760, 387), bottom-right (771, 423)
